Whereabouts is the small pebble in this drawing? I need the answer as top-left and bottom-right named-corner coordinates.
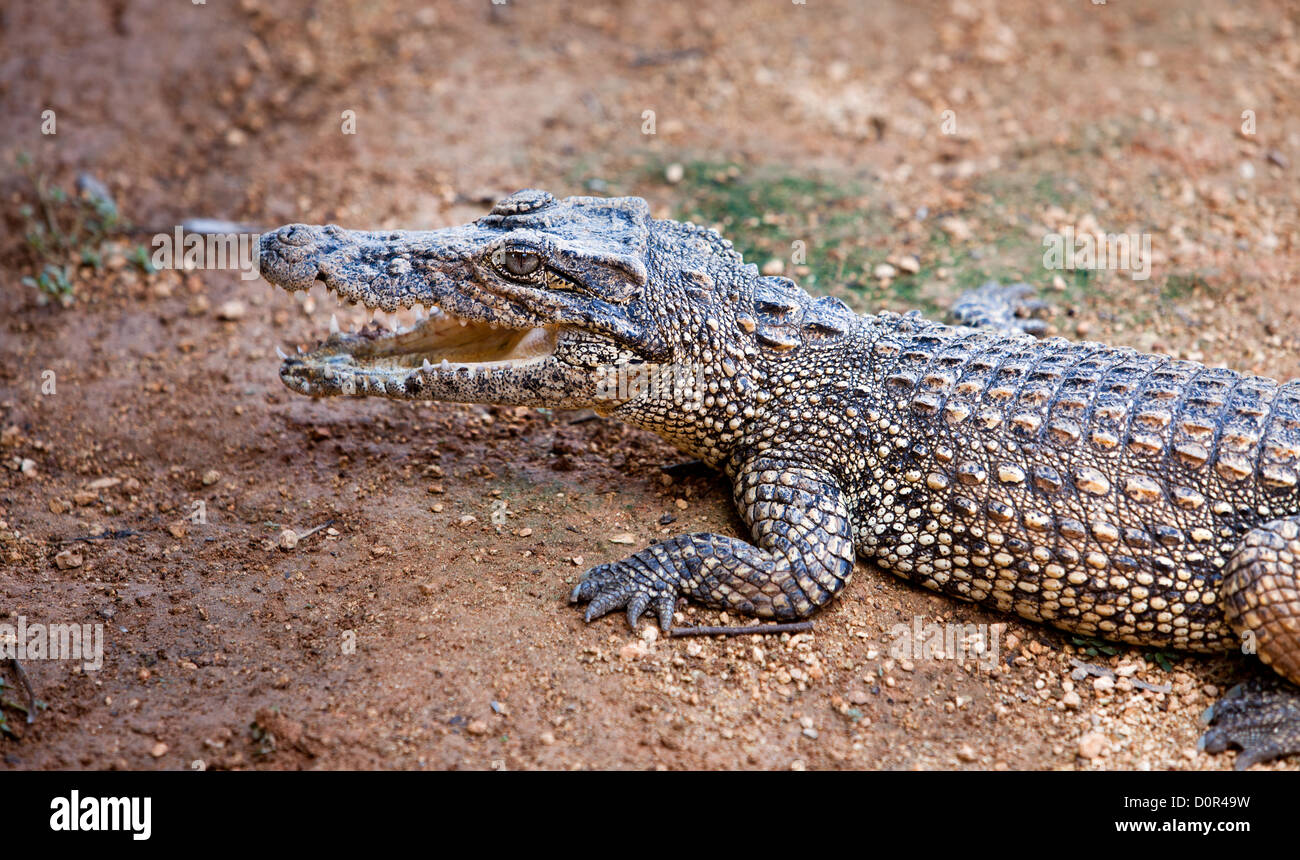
top-left (216, 300), bottom-right (247, 321)
top-left (1077, 732), bottom-right (1108, 759)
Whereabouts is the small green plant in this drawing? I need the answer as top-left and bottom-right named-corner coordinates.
top-left (22, 264), bottom-right (75, 300)
top-left (12, 152), bottom-right (133, 304)
top-left (129, 244), bottom-right (157, 274)
top-left (1143, 650), bottom-right (1176, 673)
top-left (1070, 635), bottom-right (1120, 658)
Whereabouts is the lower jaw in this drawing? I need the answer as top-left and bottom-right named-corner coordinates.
top-left (279, 314), bottom-right (566, 401)
top-left (278, 352), bottom-right (603, 409)
top-left (279, 354), bottom-right (538, 400)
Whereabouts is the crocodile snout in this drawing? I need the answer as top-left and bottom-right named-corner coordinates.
top-left (259, 224), bottom-right (326, 291)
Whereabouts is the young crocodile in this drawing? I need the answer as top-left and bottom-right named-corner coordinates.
top-left (259, 190), bottom-right (1300, 767)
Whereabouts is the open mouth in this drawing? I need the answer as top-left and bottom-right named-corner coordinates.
top-left (278, 279), bottom-right (558, 396)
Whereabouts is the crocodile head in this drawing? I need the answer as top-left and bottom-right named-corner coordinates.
top-left (261, 189), bottom-right (858, 462)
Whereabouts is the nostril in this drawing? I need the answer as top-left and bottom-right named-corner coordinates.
top-left (278, 224), bottom-right (312, 247)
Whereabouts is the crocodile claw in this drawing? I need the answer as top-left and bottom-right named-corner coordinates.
top-left (1199, 677), bottom-right (1300, 769)
top-left (570, 560), bottom-right (678, 631)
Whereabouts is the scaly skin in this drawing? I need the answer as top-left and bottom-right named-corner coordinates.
top-left (259, 189), bottom-right (1300, 766)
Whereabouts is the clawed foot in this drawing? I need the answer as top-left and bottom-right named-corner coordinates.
top-left (1199, 677), bottom-right (1300, 769)
top-left (570, 560), bottom-right (679, 630)
top-left (951, 281), bottom-right (1053, 337)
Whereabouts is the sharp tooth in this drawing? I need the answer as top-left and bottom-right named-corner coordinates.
top-left (276, 346), bottom-right (289, 360)
top-left (297, 345), bottom-right (305, 354)
top-left (329, 314), bottom-right (340, 334)
top-left (440, 359), bottom-right (452, 372)
top-left (422, 358), bottom-right (433, 371)
top-left (458, 319), bottom-right (468, 327)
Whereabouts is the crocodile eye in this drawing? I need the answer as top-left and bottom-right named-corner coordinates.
top-left (500, 250), bottom-right (541, 278)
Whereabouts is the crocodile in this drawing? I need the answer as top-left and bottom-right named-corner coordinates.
top-left (259, 189), bottom-right (1300, 767)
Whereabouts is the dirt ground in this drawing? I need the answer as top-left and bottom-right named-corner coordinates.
top-left (2, 0), bottom-right (1299, 770)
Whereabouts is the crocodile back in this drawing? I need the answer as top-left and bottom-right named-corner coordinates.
top-left (846, 312), bottom-right (1300, 651)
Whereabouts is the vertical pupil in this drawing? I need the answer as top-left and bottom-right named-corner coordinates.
top-left (507, 252), bottom-right (538, 275)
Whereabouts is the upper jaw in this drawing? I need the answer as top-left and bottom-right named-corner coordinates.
top-left (259, 221), bottom-right (660, 345)
top-left (259, 221), bottom-right (526, 320)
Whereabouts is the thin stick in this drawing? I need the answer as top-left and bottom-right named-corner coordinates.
top-left (10, 659), bottom-right (36, 724)
top-left (58, 528), bottom-right (144, 544)
top-left (295, 519), bottom-right (335, 541)
top-left (670, 621), bottom-right (814, 638)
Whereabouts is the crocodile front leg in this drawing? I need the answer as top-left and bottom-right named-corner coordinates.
top-left (570, 459), bottom-right (855, 629)
top-left (1200, 678), bottom-right (1300, 769)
